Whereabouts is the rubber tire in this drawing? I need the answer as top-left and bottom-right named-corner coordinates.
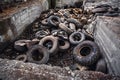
top-left (73, 41), bottom-right (100, 66)
top-left (95, 4), bottom-right (111, 8)
top-left (59, 23), bottom-right (73, 34)
top-left (103, 12), bottom-right (119, 17)
top-left (15, 54), bottom-right (27, 62)
top-left (95, 13), bottom-right (104, 16)
top-left (27, 45), bottom-right (49, 64)
top-left (69, 23), bottom-right (76, 31)
top-left (14, 40), bottom-right (31, 52)
top-left (92, 7), bottom-right (108, 13)
top-left (41, 19), bottom-right (49, 26)
top-left (57, 30), bottom-right (69, 40)
top-left (82, 29), bottom-right (94, 41)
top-left (48, 15), bottom-right (61, 27)
top-left (59, 39), bottom-right (70, 51)
top-left (96, 59), bottom-right (107, 73)
top-left (67, 18), bottom-right (83, 29)
top-left (39, 35), bottom-right (58, 55)
top-left (35, 30), bottom-right (49, 39)
top-left (26, 39), bottom-right (40, 49)
top-left (69, 32), bottom-right (85, 45)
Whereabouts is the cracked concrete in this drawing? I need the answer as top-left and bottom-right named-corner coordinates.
top-left (0, 58), bottom-right (119, 80)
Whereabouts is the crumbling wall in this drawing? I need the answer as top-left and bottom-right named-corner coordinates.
top-left (55, 0), bottom-right (81, 8)
top-left (94, 16), bottom-right (120, 76)
top-left (0, 0), bottom-right (48, 42)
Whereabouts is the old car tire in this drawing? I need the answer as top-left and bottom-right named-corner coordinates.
top-left (26, 39), bottom-right (40, 49)
top-left (95, 4), bottom-right (111, 8)
top-left (14, 40), bottom-right (31, 52)
top-left (35, 30), bottom-right (49, 39)
top-left (96, 59), bottom-right (107, 73)
top-left (69, 32), bottom-right (85, 45)
top-left (41, 19), bottom-right (49, 26)
top-left (92, 7), bottom-right (108, 13)
top-left (57, 30), bottom-right (69, 40)
top-left (104, 12), bottom-right (119, 17)
top-left (27, 45), bottom-right (49, 64)
top-left (39, 35), bottom-right (58, 54)
top-left (67, 18), bottom-right (83, 29)
top-left (59, 23), bottom-right (73, 34)
top-left (73, 41), bottom-right (100, 66)
top-left (82, 29), bottom-right (94, 41)
top-left (15, 54), bottom-right (27, 62)
top-left (48, 15), bottom-right (61, 27)
top-left (59, 39), bottom-right (70, 51)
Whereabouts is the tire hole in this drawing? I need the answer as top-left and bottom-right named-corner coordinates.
top-left (73, 33), bottom-right (81, 41)
top-left (52, 17), bottom-right (59, 24)
top-left (59, 39), bottom-right (65, 46)
top-left (43, 40), bottom-right (53, 49)
top-left (80, 46), bottom-right (91, 56)
top-left (18, 57), bottom-right (25, 61)
top-left (31, 49), bottom-right (43, 61)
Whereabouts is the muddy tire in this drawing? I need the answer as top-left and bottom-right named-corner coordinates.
top-left (92, 7), bottom-right (108, 13)
top-left (48, 15), bottom-right (61, 27)
top-left (82, 29), bottom-right (94, 41)
top-left (69, 23), bottom-right (76, 31)
top-left (69, 32), bottom-right (85, 45)
top-left (104, 12), bottom-right (119, 17)
top-left (59, 39), bottom-right (70, 51)
top-left (14, 40), bottom-right (31, 52)
top-left (59, 23), bottom-right (73, 34)
top-left (67, 18), bottom-right (83, 29)
top-left (73, 41), bottom-right (100, 66)
top-left (39, 35), bottom-right (58, 55)
top-left (95, 4), bottom-right (111, 8)
top-left (96, 59), bottom-right (107, 73)
top-left (15, 54), bottom-right (27, 62)
top-left (35, 30), bottom-right (49, 39)
top-left (26, 39), bottom-right (40, 49)
top-left (57, 30), bottom-right (68, 40)
top-left (41, 19), bottom-right (49, 26)
top-left (27, 45), bottom-right (49, 64)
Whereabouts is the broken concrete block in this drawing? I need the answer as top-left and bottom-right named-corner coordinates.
top-left (94, 16), bottom-right (120, 76)
top-left (0, 58), bottom-right (119, 80)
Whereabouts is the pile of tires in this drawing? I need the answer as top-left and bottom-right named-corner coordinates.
top-left (13, 8), bottom-right (107, 73)
top-left (92, 4), bottom-right (120, 17)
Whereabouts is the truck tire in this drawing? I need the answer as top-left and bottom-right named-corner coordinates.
top-left (39, 35), bottom-right (58, 55)
top-left (69, 32), bottom-right (85, 45)
top-left (73, 41), bottom-right (100, 66)
top-left (27, 45), bottom-right (49, 64)
top-left (96, 59), bottom-right (107, 73)
top-left (14, 40), bottom-right (31, 52)
top-left (48, 15), bottom-right (61, 27)
top-left (59, 23), bottom-right (73, 34)
top-left (15, 54), bottom-right (27, 62)
top-left (59, 39), bottom-right (70, 51)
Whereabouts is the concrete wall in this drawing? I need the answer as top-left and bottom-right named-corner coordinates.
top-left (108, 0), bottom-right (120, 8)
top-left (94, 16), bottom-right (120, 76)
top-left (55, 0), bottom-right (82, 8)
top-left (0, 0), bottom-right (48, 42)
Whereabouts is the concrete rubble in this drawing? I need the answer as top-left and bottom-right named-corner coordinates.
top-left (94, 16), bottom-right (120, 76)
top-left (0, 58), bottom-right (119, 80)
